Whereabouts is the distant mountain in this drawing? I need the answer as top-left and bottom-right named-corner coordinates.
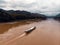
top-left (54, 14), bottom-right (60, 21)
top-left (0, 9), bottom-right (14, 22)
top-left (7, 10), bottom-right (47, 20)
top-left (0, 9), bottom-right (47, 22)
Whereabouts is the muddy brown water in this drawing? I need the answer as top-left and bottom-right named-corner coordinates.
top-left (0, 19), bottom-right (37, 34)
top-left (0, 19), bottom-right (60, 45)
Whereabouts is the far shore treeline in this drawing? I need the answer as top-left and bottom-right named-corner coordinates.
top-left (0, 9), bottom-right (60, 22)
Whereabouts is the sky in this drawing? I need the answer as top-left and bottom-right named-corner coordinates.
top-left (0, 0), bottom-right (60, 16)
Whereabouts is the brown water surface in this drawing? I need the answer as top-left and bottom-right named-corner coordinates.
top-left (0, 19), bottom-right (60, 45)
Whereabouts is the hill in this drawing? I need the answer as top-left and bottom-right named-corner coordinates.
top-left (0, 9), bottom-right (47, 22)
top-left (54, 14), bottom-right (60, 21)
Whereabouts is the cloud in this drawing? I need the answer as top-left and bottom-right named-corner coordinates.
top-left (0, 0), bottom-right (60, 16)
top-left (0, 0), bottom-right (6, 4)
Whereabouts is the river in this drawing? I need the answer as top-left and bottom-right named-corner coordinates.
top-left (0, 19), bottom-right (60, 45)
